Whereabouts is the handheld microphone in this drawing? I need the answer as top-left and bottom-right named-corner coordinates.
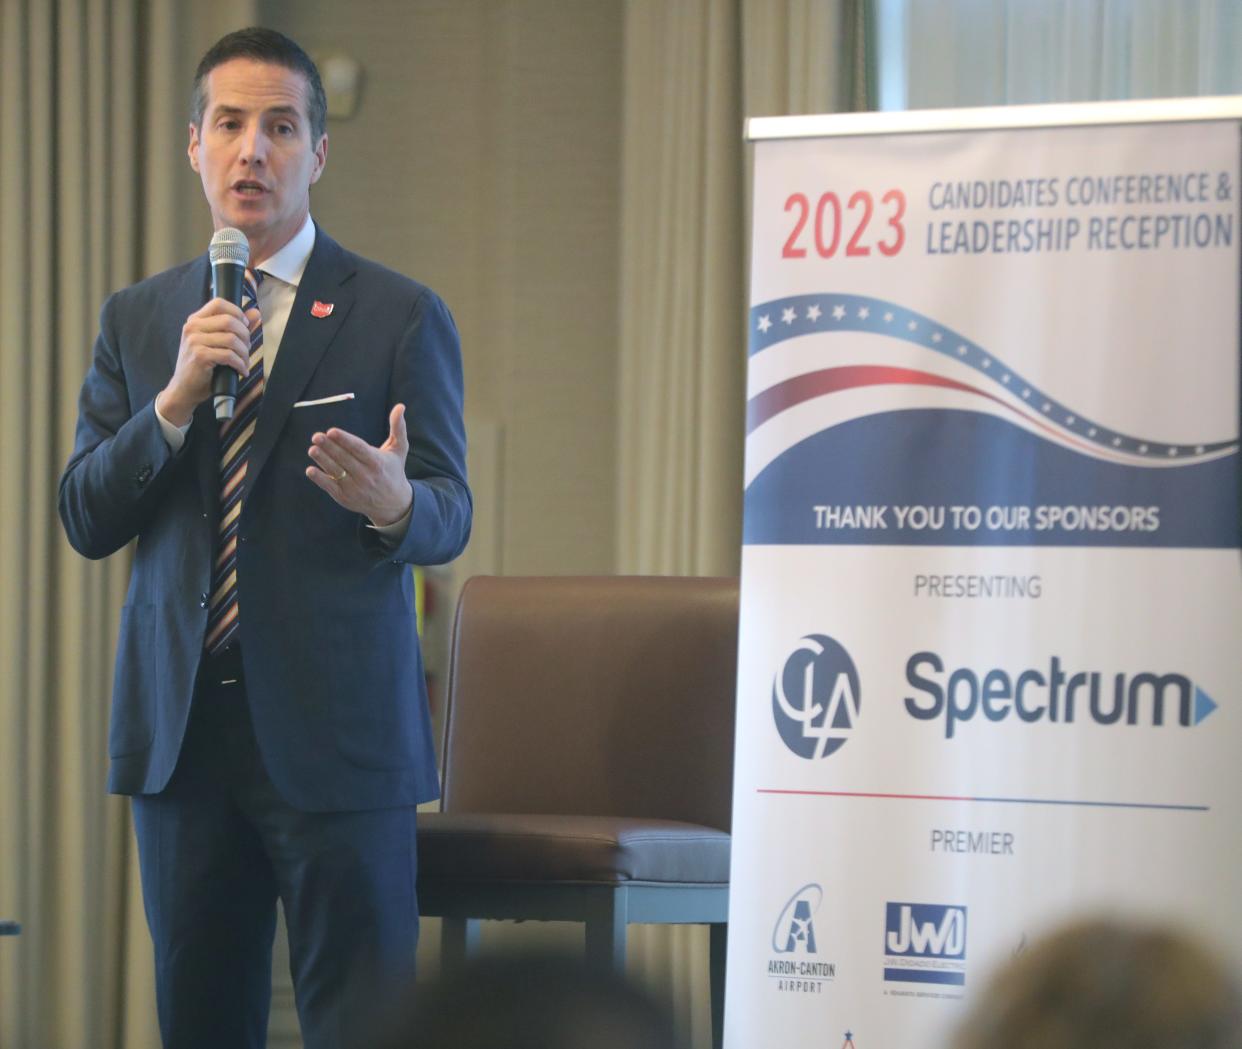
top-left (208, 227), bottom-right (251, 421)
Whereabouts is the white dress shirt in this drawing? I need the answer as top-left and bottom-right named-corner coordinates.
top-left (245, 209), bottom-right (316, 379)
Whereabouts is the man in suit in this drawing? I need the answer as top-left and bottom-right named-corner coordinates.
top-left (58, 27), bottom-right (471, 1049)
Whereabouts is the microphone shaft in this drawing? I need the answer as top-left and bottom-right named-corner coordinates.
top-left (211, 260), bottom-right (246, 421)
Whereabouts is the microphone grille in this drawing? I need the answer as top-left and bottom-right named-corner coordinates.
top-left (209, 227), bottom-right (250, 266)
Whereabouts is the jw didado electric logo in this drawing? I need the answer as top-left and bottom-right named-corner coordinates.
top-left (883, 902), bottom-right (967, 986)
top-left (767, 883), bottom-right (836, 994)
top-left (902, 652), bottom-right (1219, 739)
top-left (772, 635), bottom-right (861, 759)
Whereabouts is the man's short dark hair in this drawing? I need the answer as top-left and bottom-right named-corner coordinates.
top-left (191, 27), bottom-right (328, 142)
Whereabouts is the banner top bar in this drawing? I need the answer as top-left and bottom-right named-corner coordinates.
top-left (746, 95), bottom-right (1242, 142)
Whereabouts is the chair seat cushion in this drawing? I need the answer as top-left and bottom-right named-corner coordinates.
top-left (417, 812), bottom-right (730, 885)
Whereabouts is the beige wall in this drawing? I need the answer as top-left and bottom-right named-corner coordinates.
top-left (260, 0), bottom-right (624, 577)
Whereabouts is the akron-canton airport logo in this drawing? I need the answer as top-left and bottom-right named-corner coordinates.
top-left (767, 883), bottom-right (836, 994)
top-left (772, 634), bottom-right (861, 759)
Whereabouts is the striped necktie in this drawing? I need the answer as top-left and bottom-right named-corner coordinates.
top-left (205, 269), bottom-right (264, 655)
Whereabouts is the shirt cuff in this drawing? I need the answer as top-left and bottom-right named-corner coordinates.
top-left (154, 400), bottom-right (192, 452)
top-left (367, 501), bottom-right (414, 549)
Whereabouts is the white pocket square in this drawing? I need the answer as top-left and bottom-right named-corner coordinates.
top-left (292, 393), bottom-right (356, 408)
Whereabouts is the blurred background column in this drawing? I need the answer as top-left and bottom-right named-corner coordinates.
top-left (616, 3), bottom-right (869, 1044)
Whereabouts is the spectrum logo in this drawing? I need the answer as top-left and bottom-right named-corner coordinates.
top-left (772, 635), bottom-right (861, 759)
top-left (904, 653), bottom-right (1219, 739)
top-left (883, 902), bottom-right (967, 986)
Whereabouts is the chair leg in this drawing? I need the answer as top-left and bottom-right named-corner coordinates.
top-left (440, 916), bottom-right (482, 972)
top-left (710, 922), bottom-right (727, 1049)
top-left (584, 890), bottom-right (628, 973)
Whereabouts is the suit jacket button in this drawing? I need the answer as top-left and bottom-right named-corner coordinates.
top-left (199, 592), bottom-right (209, 608)
top-left (135, 464), bottom-right (153, 485)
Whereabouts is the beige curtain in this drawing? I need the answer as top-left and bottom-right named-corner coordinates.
top-left (0, 3), bottom-right (250, 1047)
top-left (618, 0), bottom-right (869, 579)
top-left (617, 2), bottom-right (869, 1045)
top-left (883, 0), bottom-right (1242, 109)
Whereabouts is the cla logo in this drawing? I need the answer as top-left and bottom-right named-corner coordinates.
top-left (772, 883), bottom-right (823, 955)
top-left (772, 635), bottom-right (861, 759)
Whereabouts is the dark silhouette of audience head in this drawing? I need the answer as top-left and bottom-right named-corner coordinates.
top-left (374, 951), bottom-right (684, 1049)
top-left (955, 917), bottom-right (1242, 1049)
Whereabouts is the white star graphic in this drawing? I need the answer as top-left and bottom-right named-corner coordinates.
top-left (907, 319), bottom-right (917, 331)
top-left (981, 358), bottom-right (990, 369)
top-left (1196, 444), bottom-right (1205, 453)
top-left (1139, 444), bottom-right (1148, 453)
top-left (883, 311), bottom-right (894, 323)
top-left (806, 304), bottom-right (822, 322)
top-left (757, 315), bottom-right (772, 332)
top-left (1167, 448), bottom-right (1178, 456)
top-left (931, 332), bottom-right (942, 343)
top-left (781, 307), bottom-right (797, 325)
top-left (858, 306), bottom-right (870, 319)
top-left (832, 304), bottom-right (846, 320)
top-left (957, 345), bottom-right (967, 356)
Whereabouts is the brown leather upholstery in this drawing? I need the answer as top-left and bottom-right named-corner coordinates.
top-left (445, 576), bottom-right (738, 822)
top-left (419, 575), bottom-right (739, 887)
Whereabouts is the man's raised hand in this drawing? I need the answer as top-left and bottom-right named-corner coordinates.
top-left (156, 299), bottom-right (260, 426)
top-left (305, 403), bottom-right (414, 528)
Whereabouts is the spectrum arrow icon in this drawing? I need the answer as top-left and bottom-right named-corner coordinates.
top-left (1193, 686), bottom-right (1218, 725)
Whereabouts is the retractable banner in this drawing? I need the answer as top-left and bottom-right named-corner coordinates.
top-left (725, 103), bottom-right (1242, 1049)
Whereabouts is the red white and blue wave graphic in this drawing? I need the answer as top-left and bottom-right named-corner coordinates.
top-left (744, 294), bottom-right (1240, 548)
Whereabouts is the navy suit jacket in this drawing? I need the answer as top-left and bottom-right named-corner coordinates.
top-left (58, 227), bottom-right (471, 811)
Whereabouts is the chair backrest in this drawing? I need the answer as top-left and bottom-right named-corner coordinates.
top-left (440, 575), bottom-right (740, 830)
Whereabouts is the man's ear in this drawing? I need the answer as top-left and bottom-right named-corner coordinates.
top-left (310, 134), bottom-right (328, 185)
top-left (187, 123), bottom-right (201, 173)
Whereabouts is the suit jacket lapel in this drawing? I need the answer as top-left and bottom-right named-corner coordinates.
top-left (246, 228), bottom-right (357, 493)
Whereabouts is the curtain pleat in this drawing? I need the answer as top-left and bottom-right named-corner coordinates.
top-left (885, 0), bottom-right (1242, 109)
top-left (616, 3), bottom-right (867, 1045)
top-left (0, 3), bottom-right (253, 1045)
top-left (1, 3), bottom-right (137, 1042)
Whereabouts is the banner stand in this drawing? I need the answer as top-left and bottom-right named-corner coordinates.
top-left (726, 96), bottom-right (1242, 1049)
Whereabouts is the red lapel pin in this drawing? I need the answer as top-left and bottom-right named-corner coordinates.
top-left (310, 300), bottom-right (334, 318)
